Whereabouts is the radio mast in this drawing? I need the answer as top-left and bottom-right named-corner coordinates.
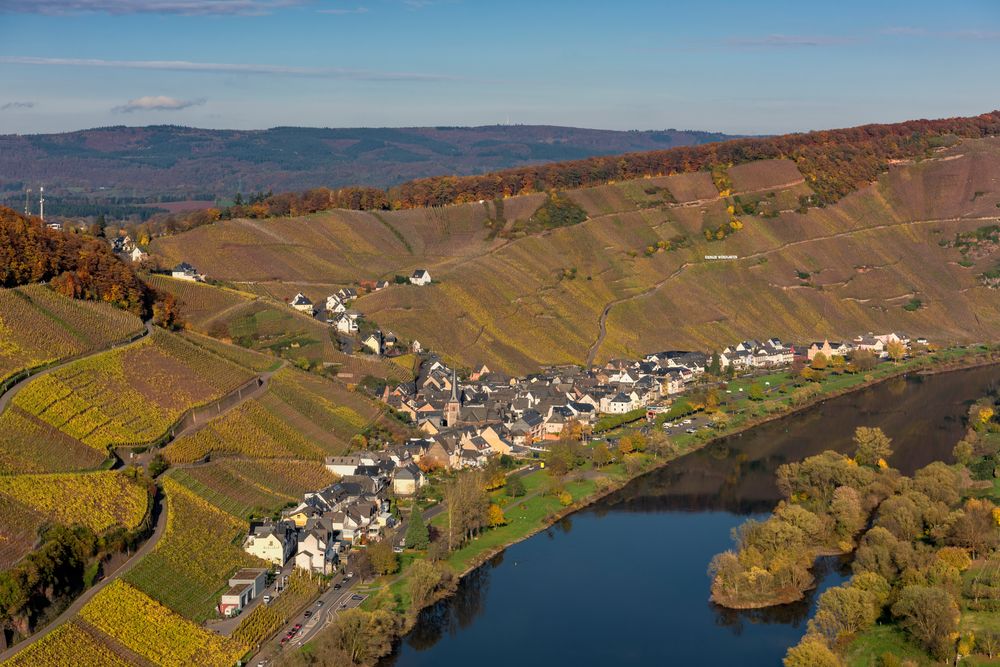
top-left (39, 186), bottom-right (45, 221)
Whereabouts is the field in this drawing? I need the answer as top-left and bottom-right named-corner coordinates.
top-left (124, 477), bottom-right (261, 621)
top-left (0, 471), bottom-right (148, 533)
top-left (151, 138), bottom-right (1000, 373)
top-left (12, 328), bottom-right (254, 450)
top-left (79, 580), bottom-right (247, 667)
top-left (0, 284), bottom-right (143, 385)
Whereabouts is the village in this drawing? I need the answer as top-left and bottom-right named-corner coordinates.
top-left (212, 280), bottom-right (920, 628)
top-left (158, 261), bottom-right (927, 626)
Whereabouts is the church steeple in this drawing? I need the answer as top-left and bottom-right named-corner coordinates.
top-left (445, 368), bottom-right (460, 427)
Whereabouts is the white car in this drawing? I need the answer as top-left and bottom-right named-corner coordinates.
top-left (682, 419), bottom-right (692, 425)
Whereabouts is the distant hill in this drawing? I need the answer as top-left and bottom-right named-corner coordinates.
top-left (0, 125), bottom-right (736, 200)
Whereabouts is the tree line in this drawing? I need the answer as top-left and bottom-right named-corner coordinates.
top-left (148, 111), bottom-right (1000, 235)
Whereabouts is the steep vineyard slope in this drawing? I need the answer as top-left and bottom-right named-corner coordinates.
top-left (150, 138), bottom-right (1000, 374)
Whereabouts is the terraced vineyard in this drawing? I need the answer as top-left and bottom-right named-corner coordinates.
top-left (145, 274), bottom-right (253, 332)
top-left (165, 459), bottom-right (334, 519)
top-left (0, 471), bottom-right (149, 533)
top-left (124, 477), bottom-right (261, 621)
top-left (0, 285), bottom-right (143, 385)
top-left (1, 621), bottom-right (134, 667)
top-left (178, 330), bottom-right (280, 373)
top-left (163, 366), bottom-right (381, 463)
top-left (12, 329), bottom-right (254, 451)
top-left (0, 405), bottom-right (108, 474)
top-left (0, 494), bottom-right (45, 568)
top-left (79, 580), bottom-right (248, 667)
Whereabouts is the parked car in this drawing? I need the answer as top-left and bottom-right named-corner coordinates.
top-left (263, 595), bottom-right (272, 605)
top-left (334, 583), bottom-right (342, 590)
top-left (393, 546), bottom-right (403, 553)
top-left (304, 611), bottom-right (312, 618)
top-left (316, 600), bottom-right (325, 607)
top-left (351, 594), bottom-right (363, 601)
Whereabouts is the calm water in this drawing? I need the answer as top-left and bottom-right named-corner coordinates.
top-left (383, 366), bottom-right (1000, 667)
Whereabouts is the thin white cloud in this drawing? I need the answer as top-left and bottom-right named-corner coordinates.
top-left (113, 95), bottom-right (205, 112)
top-left (951, 30), bottom-right (1000, 41)
top-left (881, 26), bottom-right (1000, 41)
top-left (727, 34), bottom-right (854, 48)
top-left (881, 26), bottom-right (927, 36)
top-left (0, 0), bottom-right (310, 15)
top-left (317, 5), bottom-right (366, 13)
top-left (1, 100), bottom-right (35, 110)
top-left (0, 55), bottom-right (461, 81)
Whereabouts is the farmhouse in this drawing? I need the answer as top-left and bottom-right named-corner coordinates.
top-left (171, 262), bottom-right (202, 282)
top-left (410, 269), bottom-right (432, 285)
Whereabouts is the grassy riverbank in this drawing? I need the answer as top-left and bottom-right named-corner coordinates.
top-left (307, 345), bottom-right (1000, 662)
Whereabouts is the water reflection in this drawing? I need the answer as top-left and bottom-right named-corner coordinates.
top-left (383, 365), bottom-right (999, 666)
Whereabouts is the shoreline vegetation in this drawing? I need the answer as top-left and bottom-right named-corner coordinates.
top-left (708, 384), bottom-right (1000, 665)
top-left (281, 344), bottom-right (1000, 667)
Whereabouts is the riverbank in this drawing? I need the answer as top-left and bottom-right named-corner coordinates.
top-left (327, 347), bottom-right (1000, 663)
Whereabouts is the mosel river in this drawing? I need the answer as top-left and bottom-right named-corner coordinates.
top-left (382, 365), bottom-right (999, 666)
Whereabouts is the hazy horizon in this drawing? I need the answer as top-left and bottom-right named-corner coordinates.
top-left (1, 0), bottom-right (998, 135)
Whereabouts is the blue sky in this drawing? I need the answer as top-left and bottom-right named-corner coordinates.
top-left (0, 0), bottom-right (998, 134)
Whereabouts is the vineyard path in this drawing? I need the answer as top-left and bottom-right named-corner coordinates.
top-left (0, 329), bottom-right (287, 662)
top-left (0, 321), bottom-right (154, 418)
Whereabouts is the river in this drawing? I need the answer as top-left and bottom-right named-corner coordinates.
top-left (382, 365), bottom-right (1000, 666)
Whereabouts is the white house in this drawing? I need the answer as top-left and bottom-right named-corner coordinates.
top-left (243, 521), bottom-right (296, 566)
top-left (362, 332), bottom-right (383, 355)
top-left (600, 392), bottom-right (640, 414)
top-left (392, 463), bottom-right (425, 496)
top-left (129, 246), bottom-right (148, 263)
top-left (170, 262), bottom-right (202, 282)
top-left (294, 522), bottom-right (337, 575)
top-left (326, 295), bottom-right (345, 312)
top-left (410, 269), bottom-right (432, 286)
top-left (334, 312), bottom-right (360, 334)
top-left (325, 455), bottom-right (361, 477)
top-left (291, 293), bottom-right (315, 314)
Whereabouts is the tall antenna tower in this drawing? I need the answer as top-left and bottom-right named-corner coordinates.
top-left (39, 186), bottom-right (45, 221)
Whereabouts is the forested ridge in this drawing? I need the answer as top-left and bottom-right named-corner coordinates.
top-left (152, 111), bottom-right (1000, 234)
top-left (0, 207), bottom-right (149, 316)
